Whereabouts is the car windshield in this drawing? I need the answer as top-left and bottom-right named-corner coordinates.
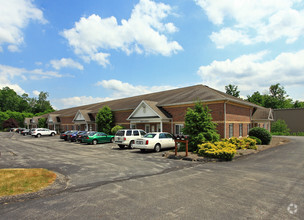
top-left (116, 130), bottom-right (125, 136)
top-left (144, 133), bottom-right (156, 138)
top-left (87, 132), bottom-right (97, 136)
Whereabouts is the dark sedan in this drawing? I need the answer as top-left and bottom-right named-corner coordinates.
top-left (76, 131), bottom-right (89, 143)
top-left (68, 131), bottom-right (85, 142)
top-left (60, 131), bottom-right (76, 141)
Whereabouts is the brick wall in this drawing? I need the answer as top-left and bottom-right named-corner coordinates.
top-left (163, 102), bottom-right (224, 122)
top-left (226, 103), bottom-right (251, 122)
top-left (114, 110), bottom-right (133, 124)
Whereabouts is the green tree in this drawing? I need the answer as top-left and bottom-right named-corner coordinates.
top-left (247, 91), bottom-right (264, 106)
top-left (19, 93), bottom-right (32, 112)
top-left (33, 92), bottom-right (54, 114)
top-left (225, 84), bottom-right (240, 98)
top-left (293, 100), bottom-right (304, 108)
top-left (38, 117), bottom-right (48, 128)
top-left (0, 111), bottom-right (10, 130)
top-left (247, 84), bottom-right (293, 109)
top-left (183, 102), bottom-right (219, 151)
top-left (95, 106), bottom-right (114, 134)
top-left (271, 119), bottom-right (290, 135)
top-left (0, 87), bottom-right (21, 112)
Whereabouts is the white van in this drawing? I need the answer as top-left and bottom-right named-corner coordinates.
top-left (114, 129), bottom-right (146, 149)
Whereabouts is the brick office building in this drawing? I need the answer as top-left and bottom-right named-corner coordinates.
top-left (25, 85), bottom-right (273, 138)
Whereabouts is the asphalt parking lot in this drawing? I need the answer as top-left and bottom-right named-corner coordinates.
top-left (0, 132), bottom-right (187, 189)
top-left (0, 132), bottom-right (303, 219)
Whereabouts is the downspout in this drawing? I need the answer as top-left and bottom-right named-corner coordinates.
top-left (224, 101), bottom-right (227, 138)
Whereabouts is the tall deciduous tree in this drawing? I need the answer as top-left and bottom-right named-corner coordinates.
top-left (183, 102), bottom-right (219, 151)
top-left (95, 106), bottom-right (114, 134)
top-left (33, 92), bottom-right (54, 114)
top-left (247, 91), bottom-right (264, 106)
top-left (0, 87), bottom-right (21, 112)
top-left (247, 83), bottom-right (294, 109)
top-left (225, 84), bottom-right (240, 98)
top-left (38, 117), bottom-right (48, 128)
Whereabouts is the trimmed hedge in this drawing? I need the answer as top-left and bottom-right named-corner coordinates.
top-left (248, 127), bottom-right (272, 145)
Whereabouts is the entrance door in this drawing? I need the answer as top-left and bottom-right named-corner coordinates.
top-left (145, 124), bottom-right (150, 133)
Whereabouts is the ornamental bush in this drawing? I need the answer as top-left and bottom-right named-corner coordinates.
top-left (249, 136), bottom-right (262, 145)
top-left (271, 119), bottom-right (290, 135)
top-left (248, 127), bottom-right (272, 145)
top-left (111, 125), bottom-right (124, 135)
top-left (197, 142), bottom-right (236, 161)
top-left (222, 137), bottom-right (257, 150)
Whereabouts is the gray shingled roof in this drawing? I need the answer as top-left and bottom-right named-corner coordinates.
top-left (53, 84), bottom-right (263, 116)
top-left (252, 108), bottom-right (273, 120)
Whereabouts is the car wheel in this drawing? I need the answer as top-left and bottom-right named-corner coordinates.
top-left (51, 132), bottom-right (55, 136)
top-left (37, 134), bottom-right (41, 138)
top-left (154, 144), bottom-right (161, 152)
top-left (129, 140), bottom-right (134, 149)
top-left (92, 139), bottom-right (98, 145)
top-left (110, 137), bottom-right (114, 143)
top-left (118, 145), bottom-right (125, 149)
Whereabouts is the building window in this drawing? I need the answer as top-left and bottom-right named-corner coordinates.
top-left (175, 124), bottom-right (184, 135)
top-left (247, 124), bottom-right (251, 134)
top-left (130, 124), bottom-right (136, 129)
top-left (239, 124), bottom-right (243, 137)
top-left (229, 124), bottom-right (234, 138)
top-left (145, 124), bottom-right (150, 133)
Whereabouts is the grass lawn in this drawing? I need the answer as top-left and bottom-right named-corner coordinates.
top-left (0, 168), bottom-right (56, 197)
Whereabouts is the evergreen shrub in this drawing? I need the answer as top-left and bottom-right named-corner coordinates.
top-left (248, 127), bottom-right (272, 145)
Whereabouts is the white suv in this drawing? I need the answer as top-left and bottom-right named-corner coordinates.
top-left (114, 129), bottom-right (146, 149)
top-left (31, 128), bottom-right (57, 138)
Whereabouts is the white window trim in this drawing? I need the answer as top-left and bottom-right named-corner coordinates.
top-left (175, 124), bottom-right (184, 135)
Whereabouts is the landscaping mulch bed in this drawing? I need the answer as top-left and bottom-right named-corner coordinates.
top-left (163, 137), bottom-right (291, 162)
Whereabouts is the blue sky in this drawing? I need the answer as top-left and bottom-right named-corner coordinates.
top-left (1, 0), bottom-right (304, 110)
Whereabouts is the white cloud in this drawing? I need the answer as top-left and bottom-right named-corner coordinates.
top-left (96, 79), bottom-right (176, 98)
top-left (53, 79), bottom-right (177, 109)
top-left (195, 0), bottom-right (304, 47)
top-left (52, 96), bottom-right (112, 110)
top-left (62, 0), bottom-right (182, 66)
top-left (7, 44), bottom-right (20, 52)
top-left (0, 64), bottom-right (62, 79)
top-left (0, 64), bottom-right (63, 95)
top-left (0, 0), bottom-right (46, 51)
top-left (50, 58), bottom-right (84, 70)
top-left (32, 90), bottom-right (40, 96)
top-left (0, 82), bottom-right (25, 94)
top-left (210, 28), bottom-right (251, 49)
top-left (197, 50), bottom-right (304, 96)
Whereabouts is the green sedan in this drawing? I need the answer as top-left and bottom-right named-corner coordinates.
top-left (82, 132), bottom-right (115, 145)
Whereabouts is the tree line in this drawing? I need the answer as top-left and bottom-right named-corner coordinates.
top-left (0, 87), bottom-right (54, 130)
top-left (225, 83), bottom-right (304, 109)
